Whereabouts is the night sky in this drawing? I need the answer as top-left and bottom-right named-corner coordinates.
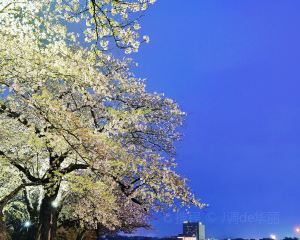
top-left (131, 0), bottom-right (300, 239)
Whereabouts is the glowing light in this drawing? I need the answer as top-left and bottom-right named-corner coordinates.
top-left (51, 200), bottom-right (59, 208)
top-left (295, 227), bottom-right (300, 234)
top-left (24, 221), bottom-right (31, 228)
top-left (270, 234), bottom-right (276, 240)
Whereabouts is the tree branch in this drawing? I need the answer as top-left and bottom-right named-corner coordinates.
top-left (0, 182), bottom-right (41, 209)
top-left (60, 163), bottom-right (89, 174)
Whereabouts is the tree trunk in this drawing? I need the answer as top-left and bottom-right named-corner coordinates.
top-left (24, 188), bottom-right (40, 240)
top-left (25, 226), bottom-right (36, 240)
top-left (76, 229), bottom-right (86, 240)
top-left (36, 188), bottom-right (59, 240)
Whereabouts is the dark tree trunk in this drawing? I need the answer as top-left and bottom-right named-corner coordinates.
top-left (36, 186), bottom-right (60, 240)
top-left (36, 152), bottom-right (66, 240)
top-left (76, 229), bottom-right (86, 240)
top-left (26, 226), bottom-right (36, 240)
top-left (23, 189), bottom-right (38, 240)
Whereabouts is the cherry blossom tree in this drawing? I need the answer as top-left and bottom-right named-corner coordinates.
top-left (0, 1), bottom-right (204, 240)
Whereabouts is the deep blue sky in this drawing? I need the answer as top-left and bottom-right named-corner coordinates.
top-left (132, 0), bottom-right (300, 239)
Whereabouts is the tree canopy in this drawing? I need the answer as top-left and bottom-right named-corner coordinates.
top-left (0, 1), bottom-right (203, 239)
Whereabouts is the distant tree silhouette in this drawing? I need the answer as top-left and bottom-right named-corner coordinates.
top-left (283, 237), bottom-right (298, 240)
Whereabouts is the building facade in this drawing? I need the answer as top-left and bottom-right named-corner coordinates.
top-left (182, 222), bottom-right (205, 240)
